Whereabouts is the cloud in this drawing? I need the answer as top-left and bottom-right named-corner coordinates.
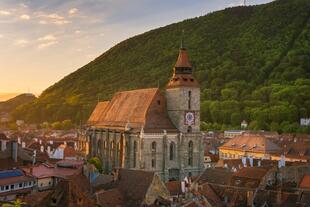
top-left (38, 41), bottom-right (58, 49)
top-left (43, 13), bottom-right (65, 20)
top-left (0, 34), bottom-right (3, 38)
top-left (0, 10), bottom-right (11, 16)
top-left (19, 3), bottom-right (28, 8)
top-left (14, 39), bottom-right (29, 47)
top-left (68, 8), bottom-right (78, 15)
top-left (75, 30), bottom-right (81, 34)
top-left (20, 14), bottom-right (30, 20)
top-left (37, 13), bottom-right (71, 25)
top-left (37, 34), bottom-right (58, 49)
top-left (53, 20), bottom-right (71, 25)
top-left (39, 20), bottom-right (47, 24)
top-left (38, 34), bottom-right (56, 42)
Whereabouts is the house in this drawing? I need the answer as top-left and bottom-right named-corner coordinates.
top-left (0, 169), bottom-right (36, 201)
top-left (26, 173), bottom-right (95, 207)
top-left (86, 43), bottom-right (204, 181)
top-left (22, 160), bottom-right (83, 191)
top-left (218, 134), bottom-right (282, 160)
top-left (95, 169), bottom-right (170, 207)
top-left (241, 120), bottom-right (248, 129)
top-left (223, 130), bottom-right (245, 139)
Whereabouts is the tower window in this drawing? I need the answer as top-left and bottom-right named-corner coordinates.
top-left (187, 126), bottom-right (192, 133)
top-left (188, 91), bottom-right (192, 110)
top-left (169, 142), bottom-right (176, 161)
top-left (151, 142), bottom-right (157, 168)
top-left (188, 141), bottom-right (193, 166)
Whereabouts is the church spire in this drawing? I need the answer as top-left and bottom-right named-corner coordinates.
top-left (174, 32), bottom-right (192, 73)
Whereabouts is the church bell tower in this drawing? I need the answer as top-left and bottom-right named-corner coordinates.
top-left (165, 42), bottom-right (200, 133)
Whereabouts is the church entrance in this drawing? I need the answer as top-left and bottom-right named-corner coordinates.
top-left (168, 168), bottom-right (180, 181)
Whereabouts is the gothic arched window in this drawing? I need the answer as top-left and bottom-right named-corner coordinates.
top-left (97, 140), bottom-right (102, 156)
top-left (169, 142), bottom-right (176, 161)
top-left (133, 141), bottom-right (138, 168)
top-left (151, 142), bottom-right (157, 168)
top-left (188, 141), bottom-right (193, 166)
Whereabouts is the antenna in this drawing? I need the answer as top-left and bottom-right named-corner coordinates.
top-left (243, 0), bottom-right (247, 6)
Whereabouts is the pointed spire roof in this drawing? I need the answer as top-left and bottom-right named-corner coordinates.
top-left (174, 48), bottom-right (192, 68)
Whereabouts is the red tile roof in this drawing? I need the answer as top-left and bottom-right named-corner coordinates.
top-left (96, 188), bottom-right (123, 207)
top-left (219, 134), bottom-right (282, 153)
top-left (22, 163), bottom-right (82, 179)
top-left (93, 88), bottom-right (176, 132)
top-left (166, 181), bottom-right (182, 196)
top-left (166, 74), bottom-right (200, 89)
top-left (232, 167), bottom-right (269, 180)
top-left (299, 174), bottom-right (310, 188)
top-left (87, 101), bottom-right (110, 125)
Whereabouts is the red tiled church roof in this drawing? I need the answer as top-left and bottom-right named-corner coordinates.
top-left (93, 88), bottom-right (176, 132)
top-left (87, 101), bottom-right (110, 125)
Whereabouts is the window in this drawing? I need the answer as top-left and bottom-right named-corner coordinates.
top-left (5, 185), bottom-right (9, 190)
top-left (188, 91), bottom-right (192, 109)
top-left (157, 100), bottom-right (161, 105)
top-left (187, 126), bottom-right (192, 133)
top-left (133, 141), bottom-right (138, 168)
top-left (0, 186), bottom-right (4, 191)
top-left (169, 142), bottom-right (176, 161)
top-left (188, 141), bottom-right (193, 166)
top-left (49, 182), bottom-right (52, 185)
top-left (151, 142), bottom-right (157, 168)
top-left (11, 184), bottom-right (14, 190)
top-left (97, 140), bottom-right (102, 156)
top-left (19, 183), bottom-right (22, 188)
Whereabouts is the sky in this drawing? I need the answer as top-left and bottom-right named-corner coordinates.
top-left (0, 0), bottom-right (273, 94)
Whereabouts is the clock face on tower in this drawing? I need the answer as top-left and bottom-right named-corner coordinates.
top-left (184, 111), bottom-right (195, 126)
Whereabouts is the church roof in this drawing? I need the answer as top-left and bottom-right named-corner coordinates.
top-left (219, 135), bottom-right (282, 153)
top-left (94, 88), bottom-right (176, 132)
top-left (87, 101), bottom-right (110, 125)
top-left (175, 48), bottom-right (192, 68)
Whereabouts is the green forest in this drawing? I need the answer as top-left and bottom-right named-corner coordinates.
top-left (12, 0), bottom-right (310, 133)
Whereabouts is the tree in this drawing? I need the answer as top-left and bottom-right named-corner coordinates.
top-left (88, 157), bottom-right (103, 173)
top-left (51, 121), bottom-right (62, 130)
top-left (62, 120), bottom-right (74, 130)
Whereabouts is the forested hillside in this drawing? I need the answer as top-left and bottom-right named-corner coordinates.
top-left (12, 0), bottom-right (310, 133)
top-left (0, 94), bottom-right (36, 113)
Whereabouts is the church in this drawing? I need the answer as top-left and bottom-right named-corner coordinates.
top-left (86, 43), bottom-right (204, 181)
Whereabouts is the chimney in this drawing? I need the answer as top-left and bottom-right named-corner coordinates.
top-left (17, 137), bottom-right (21, 144)
top-left (12, 141), bottom-right (18, 162)
top-left (39, 139), bottom-right (42, 145)
top-left (49, 140), bottom-right (53, 145)
top-left (40, 145), bottom-right (44, 153)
